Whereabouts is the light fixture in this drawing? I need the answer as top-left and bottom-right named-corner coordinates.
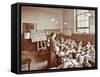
top-left (51, 18), bottom-right (55, 21)
top-left (64, 22), bottom-right (67, 25)
top-left (55, 21), bottom-right (58, 24)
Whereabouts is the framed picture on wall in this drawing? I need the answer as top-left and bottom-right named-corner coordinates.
top-left (11, 2), bottom-right (98, 74)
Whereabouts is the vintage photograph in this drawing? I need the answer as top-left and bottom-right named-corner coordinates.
top-left (21, 6), bottom-right (96, 71)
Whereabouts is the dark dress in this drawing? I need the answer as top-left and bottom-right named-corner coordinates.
top-left (48, 39), bottom-right (60, 68)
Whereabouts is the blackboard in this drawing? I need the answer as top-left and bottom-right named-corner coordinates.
top-left (30, 29), bottom-right (47, 42)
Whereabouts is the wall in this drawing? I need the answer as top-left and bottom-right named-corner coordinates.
top-left (21, 6), bottom-right (63, 34)
top-left (21, 6), bottom-right (75, 35)
top-left (89, 10), bottom-right (95, 34)
top-left (63, 9), bottom-right (75, 35)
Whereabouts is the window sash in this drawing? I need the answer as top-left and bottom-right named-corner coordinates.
top-left (76, 10), bottom-right (90, 34)
top-left (77, 28), bottom-right (89, 34)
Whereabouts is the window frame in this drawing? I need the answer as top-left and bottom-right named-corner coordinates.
top-left (76, 10), bottom-right (90, 34)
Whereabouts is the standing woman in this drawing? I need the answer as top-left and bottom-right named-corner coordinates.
top-left (50, 32), bottom-right (57, 52)
top-left (48, 32), bottom-right (60, 68)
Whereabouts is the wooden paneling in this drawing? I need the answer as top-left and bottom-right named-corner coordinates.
top-left (64, 34), bottom-right (95, 45)
top-left (21, 34), bottom-right (37, 51)
top-left (21, 33), bottom-right (95, 51)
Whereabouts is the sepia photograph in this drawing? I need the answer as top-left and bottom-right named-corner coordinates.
top-left (21, 5), bottom-right (96, 71)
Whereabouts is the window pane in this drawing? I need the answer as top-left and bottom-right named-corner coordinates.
top-left (78, 21), bottom-right (89, 27)
top-left (77, 29), bottom-right (89, 34)
top-left (84, 21), bottom-right (89, 27)
top-left (76, 10), bottom-right (96, 34)
top-left (77, 15), bottom-right (88, 21)
top-left (78, 15), bottom-right (84, 21)
top-left (77, 10), bottom-right (88, 15)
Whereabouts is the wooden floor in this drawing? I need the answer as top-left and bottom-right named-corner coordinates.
top-left (21, 50), bottom-right (50, 71)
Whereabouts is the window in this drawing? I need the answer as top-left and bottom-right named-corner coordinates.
top-left (76, 10), bottom-right (90, 34)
